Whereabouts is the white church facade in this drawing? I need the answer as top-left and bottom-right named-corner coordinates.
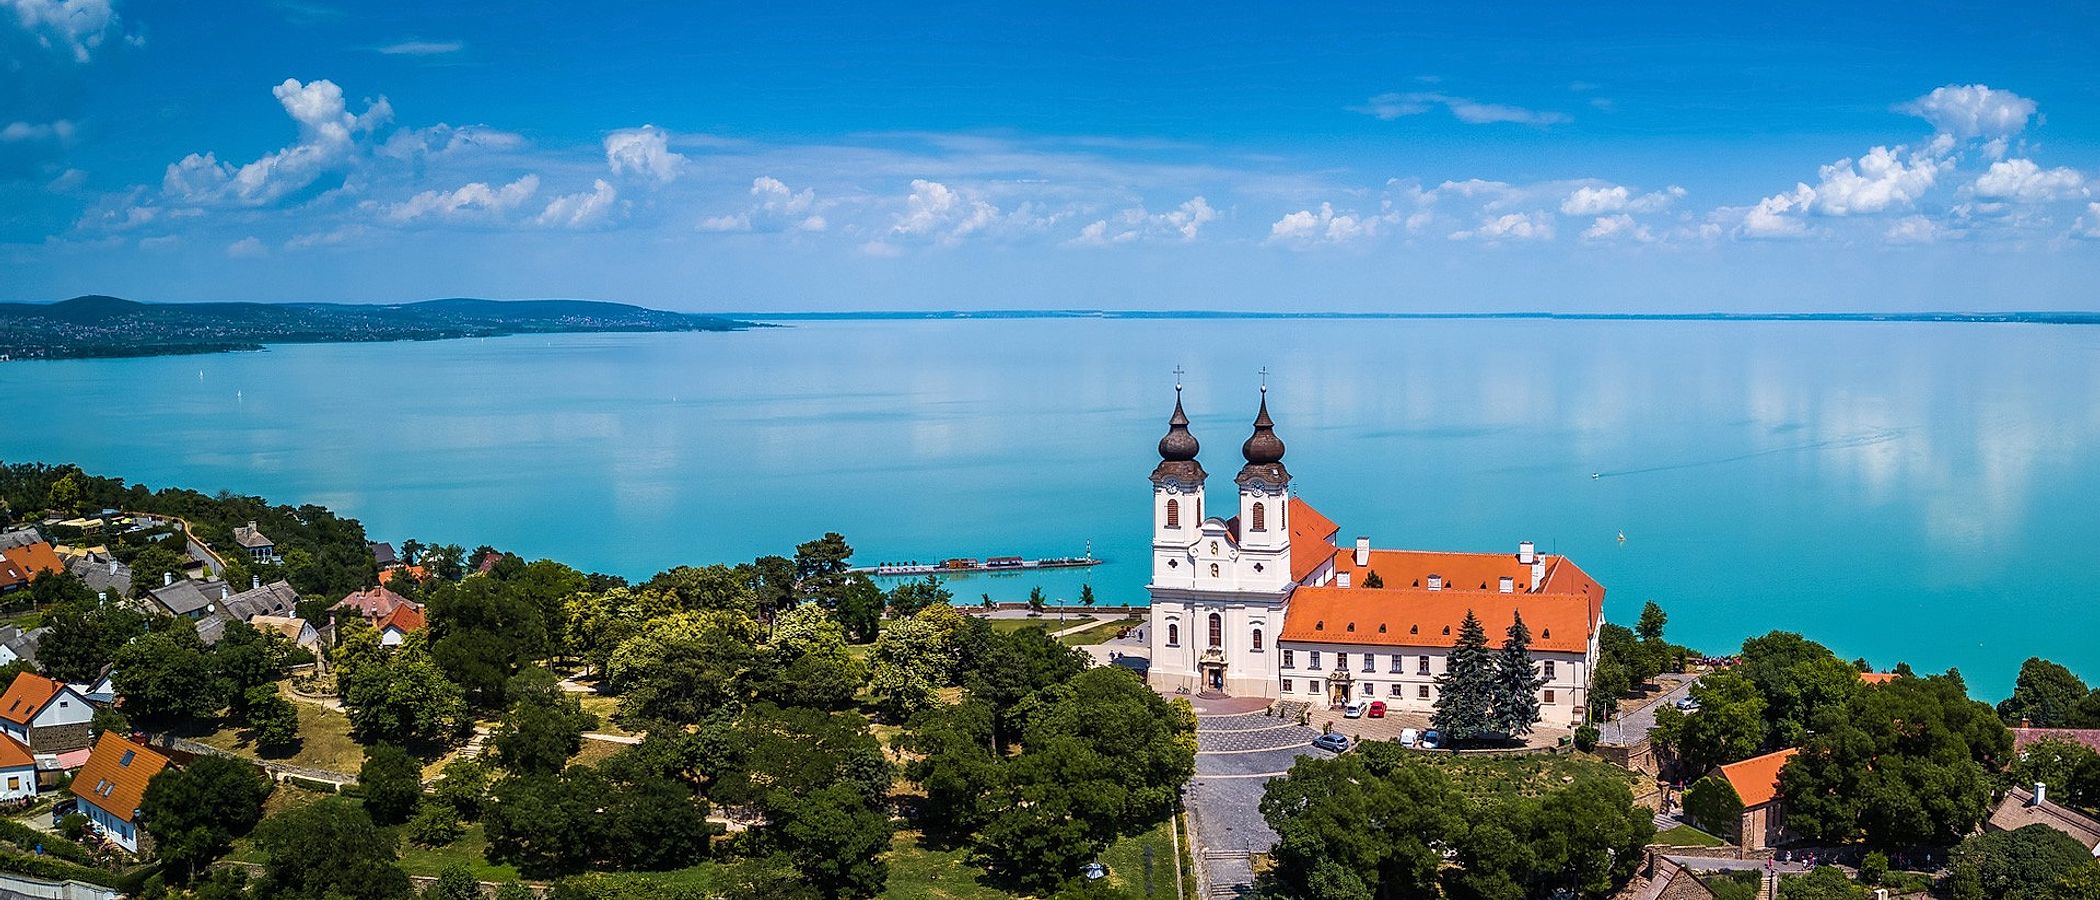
top-left (1144, 385), bottom-right (1604, 729)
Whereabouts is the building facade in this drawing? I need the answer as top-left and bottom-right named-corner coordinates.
top-left (1145, 385), bottom-right (1604, 728)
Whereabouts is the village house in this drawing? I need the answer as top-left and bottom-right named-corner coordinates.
top-left (0, 624), bottom-right (47, 669)
top-left (68, 667), bottom-right (115, 706)
top-left (0, 540), bottom-right (64, 594)
top-left (63, 547), bottom-right (132, 598)
top-left (231, 521), bottom-right (277, 563)
top-left (250, 615), bottom-right (325, 660)
top-left (1144, 387), bottom-right (1604, 727)
top-left (378, 604), bottom-right (426, 646)
top-left (193, 578), bottom-right (303, 645)
top-left (1988, 783), bottom-right (2100, 857)
top-left (0, 734), bottom-right (36, 802)
top-left (70, 732), bottom-right (169, 854)
top-left (368, 541), bottom-right (400, 568)
top-left (2013, 726), bottom-right (2100, 756)
top-left (1712, 747), bottom-right (1798, 851)
top-left (144, 574), bottom-right (234, 620)
top-left (0, 672), bottom-right (97, 754)
top-left (334, 584), bottom-right (421, 629)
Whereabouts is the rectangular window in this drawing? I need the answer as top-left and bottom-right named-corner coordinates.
top-left (1361, 655), bottom-right (1373, 673)
top-left (1544, 690), bottom-right (1556, 704)
top-left (1336, 652), bottom-right (1347, 669)
top-left (1418, 685), bottom-right (1431, 699)
top-left (1389, 656), bottom-right (1402, 673)
top-left (1281, 679), bottom-right (1293, 694)
top-left (1282, 649), bottom-right (1295, 668)
top-left (5, 777), bottom-right (15, 790)
top-left (1418, 655), bottom-right (1431, 675)
top-left (1311, 680), bottom-right (1322, 695)
top-left (1543, 660), bottom-right (1556, 679)
top-left (1388, 683), bottom-right (1402, 697)
top-left (1309, 651), bottom-right (1321, 669)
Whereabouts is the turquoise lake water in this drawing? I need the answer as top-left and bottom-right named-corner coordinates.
top-left (3, 317), bottom-right (2097, 697)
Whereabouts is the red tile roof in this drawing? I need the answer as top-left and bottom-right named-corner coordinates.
top-left (1278, 586), bottom-right (1596, 653)
top-left (376, 565), bottom-right (426, 586)
top-left (1858, 672), bottom-right (1899, 685)
top-left (379, 604), bottom-right (425, 634)
top-left (1287, 497), bottom-right (1339, 582)
top-left (1719, 747), bottom-right (1798, 809)
top-left (334, 585), bottom-right (415, 621)
top-left (0, 673), bottom-right (68, 726)
top-left (70, 732), bottom-right (169, 824)
top-left (2014, 728), bottom-right (2100, 755)
top-left (0, 542), bottom-right (64, 591)
top-left (0, 734), bottom-right (33, 769)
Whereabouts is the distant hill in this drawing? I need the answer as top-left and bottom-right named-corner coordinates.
top-left (0, 296), bottom-right (751, 360)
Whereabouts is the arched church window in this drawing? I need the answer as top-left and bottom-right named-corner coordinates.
top-left (1207, 613), bottom-right (1222, 648)
top-left (1209, 563), bottom-right (1220, 578)
top-left (1251, 628), bottom-right (1264, 651)
top-left (1165, 499), bottom-right (1180, 528)
top-left (1167, 623), bottom-right (1179, 646)
top-left (1251, 502), bottom-right (1266, 531)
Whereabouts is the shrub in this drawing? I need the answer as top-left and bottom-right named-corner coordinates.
top-left (407, 803), bottom-right (464, 848)
top-left (1858, 851), bottom-right (1888, 885)
top-left (57, 813), bottom-right (89, 842)
top-left (1574, 725), bottom-right (1599, 752)
top-left (360, 744), bottom-right (426, 825)
top-left (281, 775), bottom-right (339, 794)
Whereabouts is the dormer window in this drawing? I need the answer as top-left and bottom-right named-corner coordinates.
top-left (1378, 624), bottom-right (1386, 633)
top-left (1442, 625), bottom-right (1451, 635)
top-left (1409, 624), bottom-right (1418, 634)
top-left (1315, 620), bottom-right (1324, 631)
top-left (1346, 622), bottom-right (1355, 632)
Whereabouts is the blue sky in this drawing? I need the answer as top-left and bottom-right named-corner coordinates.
top-left (5, 0), bottom-right (2100, 310)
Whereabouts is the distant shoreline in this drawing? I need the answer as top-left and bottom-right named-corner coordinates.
top-left (727, 309), bottom-right (2100, 325)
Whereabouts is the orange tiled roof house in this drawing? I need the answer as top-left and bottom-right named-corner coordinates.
top-left (70, 732), bottom-right (169, 854)
top-left (0, 672), bottom-right (97, 754)
top-left (1144, 386), bottom-right (1605, 728)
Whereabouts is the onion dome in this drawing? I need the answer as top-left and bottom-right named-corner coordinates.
top-left (1241, 388), bottom-right (1285, 464)
top-left (1158, 388), bottom-right (1200, 461)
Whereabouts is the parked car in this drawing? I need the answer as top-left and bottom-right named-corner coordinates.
top-left (1343, 699), bottom-right (1368, 719)
top-left (1312, 732), bottom-right (1350, 753)
top-left (1396, 728), bottom-right (1420, 747)
top-left (50, 797), bottom-right (77, 826)
top-left (1419, 729), bottom-right (1442, 750)
top-left (1080, 863), bottom-right (1108, 881)
top-left (1367, 700), bottom-right (1387, 718)
top-left (1674, 696), bottom-right (1701, 711)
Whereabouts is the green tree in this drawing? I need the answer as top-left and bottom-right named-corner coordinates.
top-left (1950, 824), bottom-right (2095, 900)
top-left (426, 575), bottom-right (548, 709)
top-left (216, 619), bottom-right (291, 716)
top-left (709, 703), bottom-right (894, 808)
top-left (1998, 657), bottom-right (2091, 728)
top-left (899, 700), bottom-right (1003, 843)
top-left (886, 575), bottom-right (952, 619)
top-left (1079, 583), bottom-right (1096, 607)
top-left (407, 802), bottom-right (465, 848)
top-left (1432, 609), bottom-right (1496, 742)
top-left (1490, 611), bottom-right (1547, 736)
top-left (1737, 630), bottom-right (1860, 748)
top-left (340, 641), bottom-right (470, 750)
top-left (1027, 585), bottom-right (1047, 615)
top-left (868, 604), bottom-right (970, 721)
top-left (605, 610), bottom-right (763, 727)
top-left (962, 622), bottom-right (1090, 751)
top-left (644, 563), bottom-right (762, 616)
top-left (833, 574), bottom-right (885, 643)
top-left (431, 756), bottom-right (492, 819)
top-left (422, 864), bottom-right (479, 900)
top-left (562, 586), bottom-right (681, 674)
top-left (1589, 657), bottom-right (1630, 720)
top-left (793, 533), bottom-right (854, 591)
top-left (140, 754), bottom-right (273, 882)
top-left (1360, 570), bottom-right (1383, 588)
top-left (126, 544), bottom-right (189, 598)
top-left (360, 743), bottom-right (428, 825)
top-left (38, 594), bottom-right (151, 682)
top-left (771, 782), bottom-right (892, 899)
top-left (1652, 669), bottom-right (1768, 772)
top-left (2007, 737), bottom-right (2100, 811)
top-left (1636, 600), bottom-right (1668, 642)
top-left (491, 683), bottom-right (597, 776)
top-left (1779, 671), bottom-right (2010, 845)
top-left (1260, 750), bottom-right (1465, 900)
top-left (1519, 775), bottom-right (1656, 897)
top-left (46, 471), bottom-right (83, 515)
top-left (253, 795), bottom-right (414, 900)
top-left (245, 684), bottom-right (301, 755)
top-left (746, 554), bottom-right (799, 620)
top-left (112, 622), bottom-right (227, 729)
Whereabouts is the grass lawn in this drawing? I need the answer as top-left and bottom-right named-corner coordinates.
top-left (1653, 824), bottom-right (1728, 847)
top-left (194, 686), bottom-right (365, 775)
top-left (881, 830), bottom-right (1012, 900)
top-left (1419, 753), bottom-right (1640, 804)
top-left (396, 822), bottom-right (522, 882)
top-left (1060, 617), bottom-right (1143, 646)
top-left (569, 738), bottom-right (624, 768)
top-left (989, 615), bottom-right (1092, 635)
top-left (1098, 818), bottom-right (1184, 899)
top-left (575, 695), bottom-right (636, 736)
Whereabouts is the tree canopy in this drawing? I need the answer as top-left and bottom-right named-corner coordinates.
top-left (1778, 671), bottom-right (2011, 845)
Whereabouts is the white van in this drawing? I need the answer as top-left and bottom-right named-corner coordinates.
top-left (1397, 728), bottom-right (1420, 747)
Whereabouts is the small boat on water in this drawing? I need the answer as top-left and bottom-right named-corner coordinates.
top-left (851, 543), bottom-right (1101, 577)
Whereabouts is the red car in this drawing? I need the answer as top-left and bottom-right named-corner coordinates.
top-left (1367, 701), bottom-right (1387, 718)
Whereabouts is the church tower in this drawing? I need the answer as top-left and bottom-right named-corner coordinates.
top-left (1149, 379), bottom-right (1206, 590)
top-left (1233, 384), bottom-right (1293, 592)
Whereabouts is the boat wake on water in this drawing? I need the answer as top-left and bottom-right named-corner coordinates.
top-left (1591, 429), bottom-right (1907, 479)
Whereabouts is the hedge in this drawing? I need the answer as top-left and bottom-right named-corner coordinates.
top-left (0, 848), bottom-right (122, 888)
top-left (282, 776), bottom-right (341, 794)
top-left (0, 817), bottom-right (98, 867)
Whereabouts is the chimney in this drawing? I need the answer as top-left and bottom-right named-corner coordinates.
top-left (247, 520), bottom-right (257, 531)
top-left (164, 572), bottom-right (173, 586)
top-left (2033, 782), bottom-right (2048, 807)
top-left (109, 559), bottom-right (118, 576)
top-left (1353, 537), bottom-right (1370, 567)
top-left (2021, 717), bottom-right (2032, 729)
top-left (1336, 572), bottom-right (1352, 589)
top-left (1499, 576), bottom-right (1515, 593)
top-left (1530, 561), bottom-right (1545, 591)
top-left (221, 586), bottom-right (230, 600)
top-left (252, 575), bottom-right (261, 590)
top-left (1518, 541), bottom-right (1536, 565)
top-left (1426, 574), bottom-right (1443, 591)
top-left (97, 591), bottom-right (106, 602)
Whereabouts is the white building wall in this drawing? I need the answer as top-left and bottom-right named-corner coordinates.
top-left (31, 689), bottom-right (94, 731)
top-left (1273, 641), bottom-right (1590, 727)
top-left (0, 764), bottom-right (35, 801)
top-left (1147, 589), bottom-right (1286, 697)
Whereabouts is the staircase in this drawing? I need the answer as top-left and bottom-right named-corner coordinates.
top-left (1273, 700), bottom-right (1311, 721)
top-left (1200, 849), bottom-right (1254, 899)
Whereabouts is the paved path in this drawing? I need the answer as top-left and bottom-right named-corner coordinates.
top-left (1664, 855), bottom-right (1806, 875)
top-left (1600, 675), bottom-right (1701, 748)
top-left (1185, 706), bottom-right (1330, 899)
top-left (582, 732), bottom-right (641, 745)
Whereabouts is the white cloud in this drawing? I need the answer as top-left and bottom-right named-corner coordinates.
top-left (378, 124), bottom-right (525, 161)
top-left (0, 119), bottom-right (75, 142)
top-left (1970, 159), bottom-right (2085, 202)
top-left (160, 78), bottom-right (393, 208)
top-left (1354, 92), bottom-right (1570, 126)
top-left (1580, 214), bottom-right (1655, 242)
top-left (375, 40), bottom-right (463, 56)
top-left (1737, 186), bottom-right (1813, 238)
top-left (2075, 203), bottom-right (2100, 240)
top-left (604, 125), bottom-right (685, 184)
top-left (1884, 216), bottom-right (1943, 244)
top-left (374, 174), bottom-right (539, 224)
top-left (1450, 211), bottom-right (1555, 241)
top-left (1897, 84), bottom-right (2037, 139)
top-left (3, 0), bottom-right (127, 62)
top-left (536, 179), bottom-right (618, 228)
top-left (226, 236), bottom-right (267, 258)
top-left (1808, 146), bottom-right (1944, 215)
top-left (1267, 203), bottom-right (1387, 245)
top-left (1559, 183), bottom-right (1682, 216)
top-left (700, 176), bottom-right (823, 233)
top-left (1071, 196), bottom-right (1216, 245)
top-left (45, 167), bottom-right (86, 191)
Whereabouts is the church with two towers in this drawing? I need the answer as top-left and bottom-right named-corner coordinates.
top-left (1144, 383), bottom-right (1606, 729)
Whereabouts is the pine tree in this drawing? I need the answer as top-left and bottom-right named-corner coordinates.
top-left (1432, 609), bottom-right (1496, 742)
top-left (1492, 611), bottom-right (1547, 736)
top-left (1361, 570), bottom-right (1384, 588)
top-left (1079, 583), bottom-right (1096, 607)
